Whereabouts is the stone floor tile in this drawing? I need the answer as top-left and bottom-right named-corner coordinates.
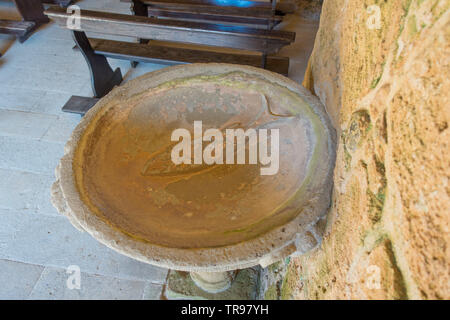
top-left (0, 169), bottom-right (57, 215)
top-left (0, 109), bottom-right (57, 140)
top-left (0, 211), bottom-right (169, 283)
top-left (0, 259), bottom-right (44, 300)
top-left (143, 283), bottom-right (164, 300)
top-left (28, 266), bottom-right (146, 300)
top-left (0, 136), bottom-right (64, 174)
top-left (0, 87), bottom-right (45, 112)
top-left (40, 113), bottom-right (81, 144)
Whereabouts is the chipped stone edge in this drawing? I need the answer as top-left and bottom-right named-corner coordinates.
top-left (51, 63), bottom-right (336, 272)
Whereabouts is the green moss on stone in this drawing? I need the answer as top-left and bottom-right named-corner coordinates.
top-left (408, 15), bottom-right (418, 36)
top-left (280, 273), bottom-right (294, 299)
top-left (264, 284), bottom-right (279, 300)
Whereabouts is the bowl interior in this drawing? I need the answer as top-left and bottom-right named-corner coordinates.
top-left (73, 71), bottom-right (316, 249)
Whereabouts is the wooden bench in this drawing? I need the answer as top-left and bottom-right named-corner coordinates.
top-left (42, 1), bottom-right (73, 7)
top-left (0, 20), bottom-right (35, 44)
top-left (0, 0), bottom-right (50, 46)
top-left (121, 0), bottom-right (296, 24)
top-left (45, 6), bottom-right (295, 114)
top-left (121, 0), bottom-right (292, 29)
top-left (0, 1), bottom-right (72, 56)
top-left (125, 0), bottom-right (294, 70)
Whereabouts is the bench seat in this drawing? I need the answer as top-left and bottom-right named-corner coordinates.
top-left (90, 38), bottom-right (289, 75)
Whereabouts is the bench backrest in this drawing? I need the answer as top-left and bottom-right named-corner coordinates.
top-left (121, 0), bottom-right (274, 8)
top-left (45, 7), bottom-right (295, 53)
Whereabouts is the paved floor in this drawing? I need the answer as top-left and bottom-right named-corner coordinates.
top-left (0, 0), bottom-right (318, 299)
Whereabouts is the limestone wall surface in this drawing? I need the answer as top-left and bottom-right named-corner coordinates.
top-left (260, 0), bottom-right (449, 300)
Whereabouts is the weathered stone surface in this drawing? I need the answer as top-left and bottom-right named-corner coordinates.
top-left (261, 0), bottom-right (449, 300)
top-left (165, 268), bottom-right (259, 300)
top-left (0, 210), bottom-right (168, 283)
top-left (0, 136), bottom-right (63, 174)
top-left (52, 64), bottom-right (336, 272)
top-left (143, 283), bottom-right (164, 300)
top-left (28, 266), bottom-right (147, 300)
top-left (0, 109), bottom-right (57, 140)
top-left (0, 259), bottom-right (44, 299)
top-left (294, 0), bottom-right (324, 21)
top-left (0, 169), bottom-right (58, 216)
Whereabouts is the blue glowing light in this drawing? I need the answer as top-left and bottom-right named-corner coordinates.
top-left (212, 0), bottom-right (255, 8)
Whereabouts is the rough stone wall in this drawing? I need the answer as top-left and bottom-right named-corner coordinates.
top-left (261, 0), bottom-right (449, 300)
top-left (293, 0), bottom-right (324, 20)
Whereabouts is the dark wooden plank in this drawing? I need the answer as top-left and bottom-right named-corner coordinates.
top-left (62, 96), bottom-right (100, 115)
top-left (146, 7), bottom-right (282, 25)
top-left (8, 0), bottom-right (49, 42)
top-left (90, 38), bottom-right (290, 75)
top-left (144, 3), bottom-right (276, 17)
top-left (127, 0), bottom-right (282, 25)
top-left (0, 19), bottom-right (35, 37)
top-left (42, 0), bottom-right (73, 7)
top-left (45, 7), bottom-right (293, 41)
top-left (121, 0), bottom-right (295, 14)
top-left (45, 7), bottom-right (295, 53)
top-left (131, 0), bottom-right (150, 67)
top-left (14, 0), bottom-right (49, 24)
top-left (122, 0), bottom-right (272, 7)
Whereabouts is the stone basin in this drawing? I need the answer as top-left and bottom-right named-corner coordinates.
top-left (51, 64), bottom-right (336, 278)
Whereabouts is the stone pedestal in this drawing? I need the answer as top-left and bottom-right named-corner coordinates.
top-left (165, 268), bottom-right (259, 300)
top-left (190, 271), bottom-right (237, 293)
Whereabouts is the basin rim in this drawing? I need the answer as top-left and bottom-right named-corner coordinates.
top-left (52, 63), bottom-right (336, 272)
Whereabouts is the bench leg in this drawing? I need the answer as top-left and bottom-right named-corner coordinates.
top-left (13, 0), bottom-right (49, 42)
top-left (266, 0), bottom-right (277, 30)
top-left (130, 0), bottom-right (150, 68)
top-left (62, 96), bottom-right (100, 115)
top-left (261, 36), bottom-right (268, 69)
top-left (261, 53), bottom-right (267, 69)
top-left (72, 31), bottom-right (123, 98)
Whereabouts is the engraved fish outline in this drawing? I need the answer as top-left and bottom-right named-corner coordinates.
top-left (140, 94), bottom-right (295, 182)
